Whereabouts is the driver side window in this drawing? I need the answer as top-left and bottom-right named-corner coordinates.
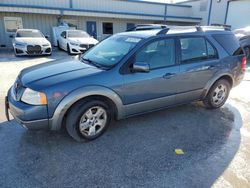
top-left (61, 31), bottom-right (66, 38)
top-left (135, 39), bottom-right (176, 69)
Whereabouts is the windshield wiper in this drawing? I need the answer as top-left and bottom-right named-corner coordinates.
top-left (81, 57), bottom-right (105, 69)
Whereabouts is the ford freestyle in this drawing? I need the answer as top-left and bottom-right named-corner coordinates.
top-left (5, 26), bottom-right (246, 141)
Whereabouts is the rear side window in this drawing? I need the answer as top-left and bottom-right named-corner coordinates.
top-left (180, 37), bottom-right (217, 63)
top-left (213, 34), bottom-right (243, 56)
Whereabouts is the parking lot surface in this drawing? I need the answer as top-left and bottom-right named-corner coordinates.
top-left (0, 50), bottom-right (250, 187)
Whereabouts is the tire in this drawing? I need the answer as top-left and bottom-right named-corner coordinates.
top-left (66, 100), bottom-right (112, 142)
top-left (203, 79), bottom-right (231, 109)
top-left (57, 41), bottom-right (61, 50)
top-left (67, 44), bottom-right (72, 55)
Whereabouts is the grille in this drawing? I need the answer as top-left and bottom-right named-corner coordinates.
top-left (79, 44), bottom-right (88, 48)
top-left (79, 44), bottom-right (95, 49)
top-left (89, 44), bottom-right (95, 49)
top-left (27, 45), bottom-right (42, 54)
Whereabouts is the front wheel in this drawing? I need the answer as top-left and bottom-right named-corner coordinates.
top-left (66, 100), bottom-right (111, 141)
top-left (203, 79), bottom-right (231, 109)
top-left (67, 44), bottom-right (72, 55)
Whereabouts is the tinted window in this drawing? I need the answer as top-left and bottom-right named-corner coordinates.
top-left (16, 30), bottom-right (44, 38)
top-left (213, 34), bottom-right (243, 56)
top-left (82, 35), bottom-right (141, 68)
top-left (206, 40), bottom-right (216, 58)
top-left (136, 39), bottom-right (175, 69)
top-left (103, 22), bottom-right (113, 34)
top-left (68, 30), bottom-right (89, 38)
top-left (180, 37), bottom-right (207, 62)
top-left (61, 31), bottom-right (66, 38)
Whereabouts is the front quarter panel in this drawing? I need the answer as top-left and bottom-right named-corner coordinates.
top-left (49, 86), bottom-right (125, 130)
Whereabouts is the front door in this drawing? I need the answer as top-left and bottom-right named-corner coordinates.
top-left (86, 21), bottom-right (97, 39)
top-left (122, 38), bottom-right (179, 116)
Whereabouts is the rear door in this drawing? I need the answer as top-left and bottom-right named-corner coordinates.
top-left (175, 36), bottom-right (220, 103)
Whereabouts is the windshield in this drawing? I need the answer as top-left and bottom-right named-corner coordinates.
top-left (81, 35), bottom-right (141, 68)
top-left (68, 30), bottom-right (90, 38)
top-left (16, 30), bottom-right (44, 38)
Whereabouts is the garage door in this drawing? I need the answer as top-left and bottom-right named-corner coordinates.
top-left (227, 0), bottom-right (250, 29)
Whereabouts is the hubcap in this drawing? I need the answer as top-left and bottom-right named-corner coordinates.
top-left (79, 106), bottom-right (107, 137)
top-left (212, 84), bottom-right (227, 106)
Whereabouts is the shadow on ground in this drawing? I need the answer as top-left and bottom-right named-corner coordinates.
top-left (0, 103), bottom-right (242, 187)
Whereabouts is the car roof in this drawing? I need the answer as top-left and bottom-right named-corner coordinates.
top-left (118, 26), bottom-right (233, 38)
top-left (16, 29), bottom-right (40, 32)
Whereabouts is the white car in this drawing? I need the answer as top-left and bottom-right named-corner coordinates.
top-left (12, 29), bottom-right (52, 56)
top-left (58, 30), bottom-right (98, 55)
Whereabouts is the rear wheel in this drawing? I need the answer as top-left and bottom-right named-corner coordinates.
top-left (66, 100), bottom-right (112, 141)
top-left (203, 79), bottom-right (231, 109)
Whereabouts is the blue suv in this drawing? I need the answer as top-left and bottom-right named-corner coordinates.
top-left (5, 26), bottom-right (246, 141)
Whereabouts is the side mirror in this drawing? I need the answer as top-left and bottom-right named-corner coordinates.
top-left (9, 35), bottom-right (14, 38)
top-left (45, 35), bottom-right (49, 39)
top-left (132, 62), bottom-right (150, 73)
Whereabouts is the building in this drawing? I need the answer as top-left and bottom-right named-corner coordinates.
top-left (0, 0), bottom-right (202, 47)
top-left (1, 0), bottom-right (249, 48)
top-left (178, 0), bottom-right (250, 30)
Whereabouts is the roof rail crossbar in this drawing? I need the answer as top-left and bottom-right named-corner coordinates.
top-left (195, 26), bottom-right (203, 32)
top-left (156, 28), bottom-right (170, 35)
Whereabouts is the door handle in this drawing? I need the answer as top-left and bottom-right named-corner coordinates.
top-left (163, 73), bottom-right (175, 79)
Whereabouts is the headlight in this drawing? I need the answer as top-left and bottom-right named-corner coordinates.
top-left (14, 42), bottom-right (26, 47)
top-left (21, 88), bottom-right (47, 105)
top-left (42, 43), bottom-right (50, 47)
top-left (70, 42), bottom-right (79, 46)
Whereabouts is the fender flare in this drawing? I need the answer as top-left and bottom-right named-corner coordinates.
top-left (49, 86), bottom-right (125, 130)
top-left (201, 71), bottom-right (234, 99)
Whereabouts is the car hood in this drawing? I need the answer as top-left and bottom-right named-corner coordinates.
top-left (19, 57), bottom-right (103, 89)
top-left (14, 37), bottom-right (50, 45)
top-left (68, 37), bottom-right (98, 45)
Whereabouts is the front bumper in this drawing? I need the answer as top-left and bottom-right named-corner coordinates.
top-left (5, 87), bottom-right (49, 130)
top-left (14, 45), bottom-right (52, 56)
top-left (69, 45), bottom-right (87, 54)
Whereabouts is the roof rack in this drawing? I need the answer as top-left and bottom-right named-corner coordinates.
top-left (156, 25), bottom-right (230, 35)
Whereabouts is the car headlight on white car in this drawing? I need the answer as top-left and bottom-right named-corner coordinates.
top-left (70, 42), bottom-right (79, 46)
top-left (21, 88), bottom-right (47, 105)
top-left (14, 42), bottom-right (27, 47)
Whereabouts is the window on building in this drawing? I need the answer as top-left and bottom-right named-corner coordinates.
top-left (135, 39), bottom-right (176, 69)
top-left (180, 37), bottom-right (217, 63)
top-left (4, 17), bottom-right (23, 33)
top-left (102, 22), bottom-right (113, 34)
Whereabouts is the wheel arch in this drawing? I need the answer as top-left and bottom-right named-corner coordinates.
top-left (49, 86), bottom-right (125, 131)
top-left (201, 73), bottom-right (234, 99)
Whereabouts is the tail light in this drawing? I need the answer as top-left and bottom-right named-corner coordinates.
top-left (241, 56), bottom-right (247, 71)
